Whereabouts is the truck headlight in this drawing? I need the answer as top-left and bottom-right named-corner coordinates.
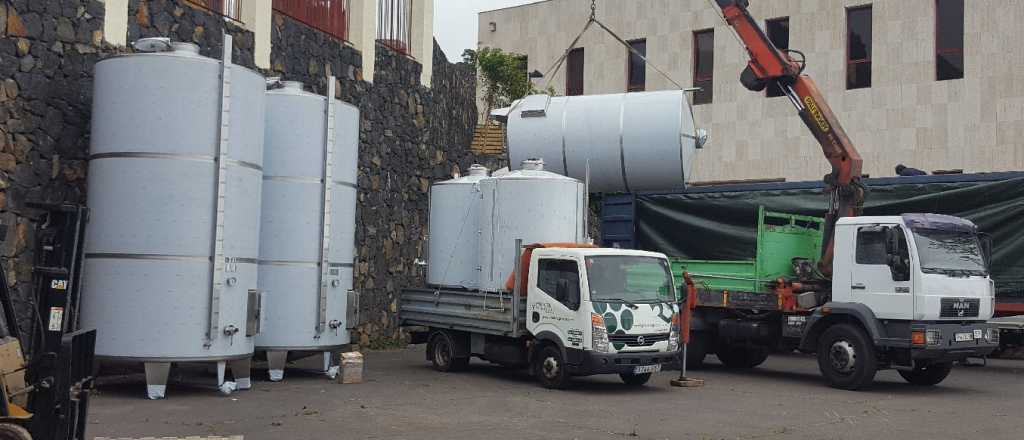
top-left (591, 313), bottom-right (609, 353)
top-left (926, 329), bottom-right (942, 346)
top-left (668, 312), bottom-right (680, 351)
top-left (986, 327), bottom-right (999, 344)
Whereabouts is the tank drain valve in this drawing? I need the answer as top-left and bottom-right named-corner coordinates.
top-left (223, 325), bottom-right (239, 345)
top-left (329, 320), bottom-right (342, 333)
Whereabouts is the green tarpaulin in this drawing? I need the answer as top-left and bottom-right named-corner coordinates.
top-left (635, 175), bottom-right (1024, 299)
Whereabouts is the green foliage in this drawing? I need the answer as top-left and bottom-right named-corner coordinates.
top-left (463, 47), bottom-right (555, 119)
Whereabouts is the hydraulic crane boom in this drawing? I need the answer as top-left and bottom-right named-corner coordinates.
top-left (712, 0), bottom-right (864, 277)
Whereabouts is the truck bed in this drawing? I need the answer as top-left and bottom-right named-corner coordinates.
top-left (399, 288), bottom-right (527, 337)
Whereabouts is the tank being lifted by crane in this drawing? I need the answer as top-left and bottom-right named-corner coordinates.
top-left (500, 92), bottom-right (707, 193)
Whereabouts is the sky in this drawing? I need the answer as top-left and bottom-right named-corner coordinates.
top-left (433, 0), bottom-right (542, 62)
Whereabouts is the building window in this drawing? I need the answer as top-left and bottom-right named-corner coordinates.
top-left (936, 0), bottom-right (964, 80)
top-left (272, 0), bottom-right (349, 41)
top-left (566, 48), bottom-right (585, 96)
top-left (186, 0), bottom-right (243, 21)
top-left (377, 0), bottom-right (413, 56)
top-left (692, 29), bottom-right (714, 105)
top-left (626, 39), bottom-right (646, 92)
top-left (846, 5), bottom-right (872, 89)
top-left (765, 17), bottom-right (790, 97)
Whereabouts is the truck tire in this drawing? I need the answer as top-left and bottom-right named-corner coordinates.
top-left (715, 344), bottom-right (768, 368)
top-left (428, 331), bottom-right (469, 372)
top-left (684, 331), bottom-right (711, 369)
top-left (0, 423), bottom-right (31, 440)
top-left (898, 362), bottom-right (953, 386)
top-left (534, 344), bottom-right (570, 389)
top-left (619, 372), bottom-right (652, 386)
top-left (817, 323), bottom-right (877, 390)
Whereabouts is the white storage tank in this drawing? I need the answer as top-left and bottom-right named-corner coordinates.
top-left (256, 80), bottom-right (359, 381)
top-left (427, 165), bottom-right (490, 290)
top-left (504, 91), bottom-right (707, 193)
top-left (81, 38), bottom-right (265, 399)
top-left (478, 159), bottom-right (586, 292)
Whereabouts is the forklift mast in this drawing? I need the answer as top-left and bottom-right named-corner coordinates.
top-left (712, 0), bottom-right (865, 277)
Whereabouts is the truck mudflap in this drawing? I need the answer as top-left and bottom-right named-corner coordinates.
top-left (909, 322), bottom-right (1000, 361)
top-left (566, 348), bottom-right (674, 376)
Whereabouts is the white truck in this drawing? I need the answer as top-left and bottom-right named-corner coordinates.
top-left (677, 212), bottom-right (1000, 389)
top-left (400, 243), bottom-right (680, 388)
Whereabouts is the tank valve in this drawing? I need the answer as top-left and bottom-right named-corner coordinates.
top-left (223, 325), bottom-right (239, 336)
top-left (226, 277), bottom-right (238, 287)
top-left (331, 279), bottom-right (341, 287)
top-left (329, 320), bottom-right (342, 330)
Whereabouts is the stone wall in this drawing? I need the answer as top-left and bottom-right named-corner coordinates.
top-left (128, 0), bottom-right (255, 70)
top-left (269, 12), bottom-right (506, 346)
top-left (0, 0), bottom-right (110, 341)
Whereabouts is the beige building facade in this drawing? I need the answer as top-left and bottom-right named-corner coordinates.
top-left (479, 0), bottom-right (1024, 183)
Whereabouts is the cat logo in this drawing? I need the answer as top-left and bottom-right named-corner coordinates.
top-left (51, 279), bottom-right (68, 290)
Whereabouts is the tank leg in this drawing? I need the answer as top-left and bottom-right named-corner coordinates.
top-left (144, 362), bottom-right (171, 400)
top-left (216, 361), bottom-right (227, 386)
top-left (230, 358), bottom-right (252, 390)
top-left (324, 351), bottom-right (339, 380)
top-left (267, 350), bottom-right (287, 382)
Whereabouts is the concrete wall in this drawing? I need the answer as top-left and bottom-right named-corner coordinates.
top-left (479, 0), bottom-right (1024, 183)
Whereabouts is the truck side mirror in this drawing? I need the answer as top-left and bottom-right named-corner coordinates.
top-left (884, 227), bottom-right (910, 281)
top-left (979, 233), bottom-right (993, 269)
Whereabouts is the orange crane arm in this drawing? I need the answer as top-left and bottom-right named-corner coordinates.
top-left (713, 0), bottom-right (864, 276)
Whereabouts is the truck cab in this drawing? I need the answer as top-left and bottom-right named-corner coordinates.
top-left (524, 248), bottom-right (679, 387)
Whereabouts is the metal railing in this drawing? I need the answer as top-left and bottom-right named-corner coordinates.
top-left (185, 0), bottom-right (243, 22)
top-left (273, 0), bottom-right (350, 42)
top-left (377, 0), bottom-right (413, 57)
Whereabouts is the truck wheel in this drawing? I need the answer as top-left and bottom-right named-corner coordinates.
top-left (898, 361), bottom-right (953, 386)
top-left (684, 332), bottom-right (710, 369)
top-left (0, 423), bottom-right (31, 440)
top-left (534, 345), bottom-right (570, 389)
top-left (817, 323), bottom-right (877, 390)
top-left (715, 344), bottom-right (768, 368)
top-left (428, 331), bottom-right (468, 372)
top-left (619, 372), bottom-right (652, 386)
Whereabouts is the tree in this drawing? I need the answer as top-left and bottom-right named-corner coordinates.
top-left (463, 47), bottom-right (554, 122)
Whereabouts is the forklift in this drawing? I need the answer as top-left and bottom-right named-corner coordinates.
top-left (0, 203), bottom-right (95, 440)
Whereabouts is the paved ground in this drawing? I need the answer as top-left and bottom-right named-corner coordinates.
top-left (87, 347), bottom-right (1023, 440)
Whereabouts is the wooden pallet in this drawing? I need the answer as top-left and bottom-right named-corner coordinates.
top-left (471, 122), bottom-right (505, 155)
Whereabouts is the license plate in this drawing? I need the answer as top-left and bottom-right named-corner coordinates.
top-left (973, 329), bottom-right (983, 339)
top-left (955, 332), bottom-right (973, 342)
top-left (633, 364), bottom-right (661, 374)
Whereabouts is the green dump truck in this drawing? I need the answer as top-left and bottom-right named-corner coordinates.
top-left (672, 208), bottom-right (998, 390)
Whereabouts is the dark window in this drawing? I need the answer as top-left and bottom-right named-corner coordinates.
top-left (537, 259), bottom-right (581, 310)
top-left (936, 0), bottom-right (964, 80)
top-left (856, 228), bottom-right (888, 265)
top-left (566, 48), bottom-right (585, 96)
top-left (693, 29), bottom-right (714, 105)
top-left (846, 5), bottom-right (872, 89)
top-left (626, 39), bottom-right (646, 92)
top-left (765, 17), bottom-right (790, 97)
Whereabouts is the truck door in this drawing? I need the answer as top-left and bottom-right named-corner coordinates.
top-left (849, 225), bottom-right (913, 320)
top-left (527, 258), bottom-right (587, 350)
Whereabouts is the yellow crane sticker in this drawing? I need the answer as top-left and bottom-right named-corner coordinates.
top-left (803, 96), bottom-right (831, 133)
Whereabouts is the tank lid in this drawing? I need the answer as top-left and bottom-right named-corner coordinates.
top-left (281, 81), bottom-right (305, 91)
top-left (132, 37), bottom-right (173, 53)
top-left (521, 158), bottom-right (545, 171)
top-left (171, 42), bottom-right (201, 56)
top-left (467, 164), bottom-right (489, 177)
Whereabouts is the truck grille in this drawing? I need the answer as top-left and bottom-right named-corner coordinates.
top-left (940, 298), bottom-right (980, 318)
top-left (608, 333), bottom-right (669, 347)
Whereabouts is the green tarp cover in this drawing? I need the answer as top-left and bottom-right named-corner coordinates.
top-left (635, 176), bottom-right (1024, 299)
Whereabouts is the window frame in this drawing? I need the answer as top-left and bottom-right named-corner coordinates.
top-left (536, 258), bottom-right (582, 311)
top-left (845, 4), bottom-right (873, 90)
top-left (764, 17), bottom-right (790, 98)
top-left (692, 29), bottom-right (715, 105)
top-left (566, 47), bottom-right (585, 96)
top-left (626, 39), bottom-right (647, 93)
top-left (935, 0), bottom-right (965, 81)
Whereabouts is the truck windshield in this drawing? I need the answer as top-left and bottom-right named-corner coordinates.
top-left (912, 229), bottom-right (987, 276)
top-left (585, 256), bottom-right (675, 303)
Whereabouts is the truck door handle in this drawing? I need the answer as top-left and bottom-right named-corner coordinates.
top-left (851, 284), bottom-right (866, 290)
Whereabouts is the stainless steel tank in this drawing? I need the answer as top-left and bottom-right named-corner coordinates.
top-left (256, 80), bottom-right (359, 381)
top-left (505, 91), bottom-right (707, 193)
top-left (478, 159), bottom-right (586, 292)
top-left (427, 165), bottom-right (490, 290)
top-left (81, 38), bottom-right (265, 398)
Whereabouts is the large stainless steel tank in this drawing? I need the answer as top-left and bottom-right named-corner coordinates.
top-left (505, 91), bottom-right (707, 193)
top-left (426, 165), bottom-right (490, 290)
top-left (256, 80), bottom-right (359, 381)
top-left (81, 39), bottom-right (265, 398)
top-left (478, 159), bottom-right (586, 292)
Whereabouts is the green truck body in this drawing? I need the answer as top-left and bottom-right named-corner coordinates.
top-left (670, 208), bottom-right (825, 297)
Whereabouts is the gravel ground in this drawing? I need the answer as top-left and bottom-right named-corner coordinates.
top-left (87, 347), bottom-right (1024, 440)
